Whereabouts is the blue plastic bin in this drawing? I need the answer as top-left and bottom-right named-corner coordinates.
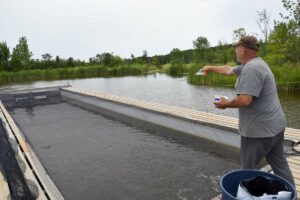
top-left (220, 169), bottom-right (296, 200)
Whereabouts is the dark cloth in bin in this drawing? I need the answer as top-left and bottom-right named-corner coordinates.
top-left (221, 169), bottom-right (296, 200)
top-left (240, 175), bottom-right (289, 196)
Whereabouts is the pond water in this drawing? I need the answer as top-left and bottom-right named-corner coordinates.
top-left (1, 73), bottom-right (299, 128)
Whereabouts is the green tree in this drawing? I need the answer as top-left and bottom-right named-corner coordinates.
top-left (110, 55), bottom-right (123, 66)
top-left (42, 53), bottom-right (52, 61)
top-left (193, 36), bottom-right (210, 63)
top-left (205, 48), bottom-right (214, 63)
top-left (266, 22), bottom-right (289, 65)
top-left (101, 53), bottom-right (113, 67)
top-left (214, 41), bottom-right (228, 64)
top-left (55, 55), bottom-right (60, 62)
top-left (267, 0), bottom-right (300, 64)
top-left (142, 50), bottom-right (148, 63)
top-left (257, 9), bottom-right (271, 57)
top-left (232, 28), bottom-right (247, 41)
top-left (142, 50), bottom-right (148, 58)
top-left (281, 0), bottom-right (300, 35)
top-left (0, 42), bottom-right (10, 70)
top-left (130, 54), bottom-right (135, 59)
top-left (281, 0), bottom-right (300, 63)
top-left (10, 36), bottom-right (33, 70)
top-left (94, 52), bottom-right (123, 67)
top-left (170, 48), bottom-right (184, 65)
top-left (67, 57), bottom-right (75, 67)
top-left (182, 50), bottom-right (193, 64)
top-left (151, 55), bottom-right (161, 68)
top-left (53, 56), bottom-right (61, 68)
top-left (41, 53), bottom-right (53, 69)
top-left (95, 54), bottom-right (102, 63)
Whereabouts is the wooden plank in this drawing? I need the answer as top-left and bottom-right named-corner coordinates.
top-left (287, 133), bottom-right (300, 138)
top-left (287, 127), bottom-right (300, 133)
top-left (292, 170), bottom-right (300, 178)
top-left (285, 132), bottom-right (300, 139)
top-left (286, 130), bottom-right (300, 135)
top-left (290, 167), bottom-right (300, 175)
top-left (1, 108), bottom-right (29, 152)
top-left (0, 171), bottom-right (10, 200)
top-left (285, 135), bottom-right (298, 141)
top-left (288, 157), bottom-right (300, 164)
top-left (286, 136), bottom-right (300, 142)
top-left (286, 132), bottom-right (300, 137)
top-left (295, 177), bottom-right (300, 186)
top-left (285, 134), bottom-right (300, 139)
top-left (289, 156), bottom-right (300, 162)
top-left (286, 129), bottom-right (300, 134)
top-left (289, 162), bottom-right (300, 171)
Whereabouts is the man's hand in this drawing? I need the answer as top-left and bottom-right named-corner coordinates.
top-left (201, 66), bottom-right (211, 75)
top-left (214, 97), bottom-right (228, 109)
top-left (214, 95), bottom-right (253, 109)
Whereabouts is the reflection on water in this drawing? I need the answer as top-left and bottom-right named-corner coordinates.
top-left (2, 73), bottom-right (300, 128)
top-left (10, 102), bottom-right (240, 200)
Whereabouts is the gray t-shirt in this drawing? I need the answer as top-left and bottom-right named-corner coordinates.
top-left (233, 57), bottom-right (286, 138)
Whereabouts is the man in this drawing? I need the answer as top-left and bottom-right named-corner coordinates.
top-left (201, 35), bottom-right (295, 186)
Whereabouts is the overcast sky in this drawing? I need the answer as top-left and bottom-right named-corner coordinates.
top-left (0, 0), bottom-right (285, 60)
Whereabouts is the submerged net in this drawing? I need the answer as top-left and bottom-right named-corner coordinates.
top-left (0, 119), bottom-right (35, 200)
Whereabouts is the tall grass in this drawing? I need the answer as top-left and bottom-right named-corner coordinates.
top-left (0, 65), bottom-right (108, 84)
top-left (0, 64), bottom-right (157, 85)
top-left (162, 63), bottom-right (192, 76)
top-left (272, 64), bottom-right (300, 91)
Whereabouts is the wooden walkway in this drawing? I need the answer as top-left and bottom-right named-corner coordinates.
top-left (65, 87), bottom-right (300, 199)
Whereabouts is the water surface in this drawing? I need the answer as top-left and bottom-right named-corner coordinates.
top-left (10, 102), bottom-right (240, 200)
top-left (2, 73), bottom-right (299, 128)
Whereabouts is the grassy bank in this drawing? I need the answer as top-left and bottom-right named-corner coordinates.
top-left (0, 63), bottom-right (299, 92)
top-left (187, 63), bottom-right (300, 91)
top-left (0, 64), bottom-right (158, 84)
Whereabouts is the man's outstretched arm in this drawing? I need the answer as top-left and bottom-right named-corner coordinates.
top-left (201, 65), bottom-right (235, 75)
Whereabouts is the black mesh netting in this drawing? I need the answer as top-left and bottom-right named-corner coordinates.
top-left (0, 118), bottom-right (35, 200)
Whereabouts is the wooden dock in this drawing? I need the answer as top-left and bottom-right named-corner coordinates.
top-left (64, 87), bottom-right (300, 199)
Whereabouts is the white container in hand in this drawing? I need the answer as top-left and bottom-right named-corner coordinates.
top-left (214, 95), bottom-right (228, 102)
top-left (195, 69), bottom-right (205, 75)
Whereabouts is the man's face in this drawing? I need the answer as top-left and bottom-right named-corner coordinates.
top-left (235, 45), bottom-right (245, 63)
